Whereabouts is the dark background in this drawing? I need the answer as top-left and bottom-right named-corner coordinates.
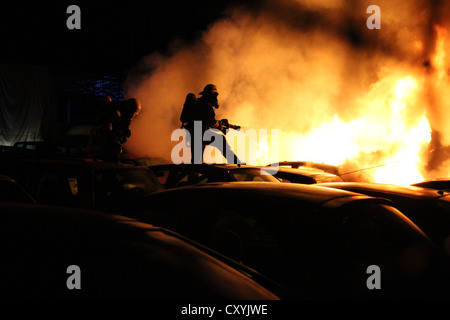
top-left (0, 1), bottom-right (258, 78)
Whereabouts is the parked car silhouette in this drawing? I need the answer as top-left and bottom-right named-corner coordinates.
top-left (0, 202), bottom-right (284, 299)
top-left (267, 161), bottom-right (340, 175)
top-left (123, 182), bottom-right (450, 299)
top-left (148, 163), bottom-right (280, 189)
top-left (264, 166), bottom-right (344, 184)
top-left (0, 157), bottom-right (162, 211)
top-left (411, 179), bottom-right (450, 193)
top-left (319, 182), bottom-right (450, 260)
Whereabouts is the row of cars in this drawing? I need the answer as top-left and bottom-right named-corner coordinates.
top-left (0, 148), bottom-right (289, 299)
top-left (2, 144), bottom-right (450, 299)
top-left (143, 162), bottom-right (450, 298)
top-left (147, 162), bottom-right (450, 261)
top-left (147, 162), bottom-right (343, 189)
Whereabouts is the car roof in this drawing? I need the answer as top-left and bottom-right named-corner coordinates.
top-left (211, 163), bottom-right (268, 170)
top-left (0, 173), bottom-right (15, 182)
top-left (266, 166), bottom-right (340, 177)
top-left (413, 178), bottom-right (450, 182)
top-left (1, 156), bottom-right (145, 170)
top-left (0, 202), bottom-right (282, 299)
top-left (156, 181), bottom-right (386, 208)
top-left (267, 161), bottom-right (340, 174)
top-left (150, 163), bottom-right (266, 171)
top-left (319, 182), bottom-right (449, 200)
top-left (412, 179), bottom-right (450, 187)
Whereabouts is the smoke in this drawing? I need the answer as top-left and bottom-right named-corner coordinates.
top-left (123, 0), bottom-right (450, 181)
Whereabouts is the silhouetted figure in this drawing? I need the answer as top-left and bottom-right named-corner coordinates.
top-left (181, 84), bottom-right (242, 164)
top-left (88, 97), bottom-right (141, 162)
top-left (114, 98), bottom-right (141, 144)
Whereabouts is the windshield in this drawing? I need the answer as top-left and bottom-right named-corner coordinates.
top-left (230, 168), bottom-right (281, 183)
top-left (314, 174), bottom-right (344, 183)
top-left (94, 168), bottom-right (161, 208)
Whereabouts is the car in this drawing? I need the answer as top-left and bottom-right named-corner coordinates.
top-left (267, 161), bottom-right (341, 175)
top-left (12, 141), bottom-right (89, 158)
top-left (0, 157), bottom-right (163, 211)
top-left (119, 150), bottom-right (170, 167)
top-left (318, 182), bottom-right (450, 260)
top-left (148, 163), bottom-right (281, 189)
top-left (264, 166), bottom-right (344, 184)
top-left (0, 173), bottom-right (36, 204)
top-left (123, 182), bottom-right (450, 299)
top-left (0, 202), bottom-right (283, 299)
top-left (411, 179), bottom-right (450, 193)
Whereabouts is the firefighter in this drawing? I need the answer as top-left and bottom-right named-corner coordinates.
top-left (87, 97), bottom-right (141, 163)
top-left (114, 98), bottom-right (141, 145)
top-left (184, 84), bottom-right (242, 164)
top-left (87, 95), bottom-right (115, 160)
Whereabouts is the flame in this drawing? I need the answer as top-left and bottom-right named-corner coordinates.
top-left (433, 25), bottom-right (448, 81)
top-left (255, 74), bottom-right (431, 185)
top-left (285, 115), bottom-right (367, 166)
top-left (253, 26), bottom-right (446, 186)
top-left (373, 115), bottom-right (431, 185)
top-left (256, 141), bottom-right (270, 165)
top-left (414, 40), bottom-right (423, 53)
top-left (371, 78), bottom-right (431, 185)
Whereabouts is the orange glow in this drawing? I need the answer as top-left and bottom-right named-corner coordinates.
top-left (433, 25), bottom-right (448, 81)
top-left (414, 40), bottom-right (423, 52)
top-left (249, 26), bottom-right (446, 186)
top-left (372, 78), bottom-right (431, 185)
top-left (125, 2), bottom-right (450, 186)
top-left (373, 115), bottom-right (431, 185)
top-left (255, 141), bottom-right (270, 166)
top-left (266, 75), bottom-right (431, 185)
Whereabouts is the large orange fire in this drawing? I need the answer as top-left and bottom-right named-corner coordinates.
top-left (262, 74), bottom-right (432, 185)
top-left (124, 0), bottom-right (450, 186)
top-left (249, 27), bottom-right (447, 185)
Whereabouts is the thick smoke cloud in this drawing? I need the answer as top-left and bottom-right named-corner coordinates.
top-left (123, 0), bottom-right (449, 182)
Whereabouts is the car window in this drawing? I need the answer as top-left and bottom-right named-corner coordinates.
top-left (336, 204), bottom-right (424, 251)
top-left (331, 203), bottom-right (434, 288)
top-left (94, 168), bottom-right (160, 208)
top-left (314, 175), bottom-right (344, 183)
top-left (169, 170), bottom-right (203, 188)
top-left (164, 168), bottom-right (230, 188)
top-left (179, 172), bottom-right (206, 186)
top-left (230, 168), bottom-right (280, 182)
top-left (150, 168), bottom-right (170, 186)
top-left (164, 169), bottom-right (189, 188)
top-left (274, 172), bottom-right (316, 184)
top-left (36, 171), bottom-right (81, 207)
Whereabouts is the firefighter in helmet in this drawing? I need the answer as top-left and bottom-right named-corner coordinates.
top-left (185, 84), bottom-right (242, 164)
top-left (88, 97), bottom-right (141, 163)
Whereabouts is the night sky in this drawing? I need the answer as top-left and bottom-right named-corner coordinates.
top-left (0, 1), bottom-right (256, 78)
